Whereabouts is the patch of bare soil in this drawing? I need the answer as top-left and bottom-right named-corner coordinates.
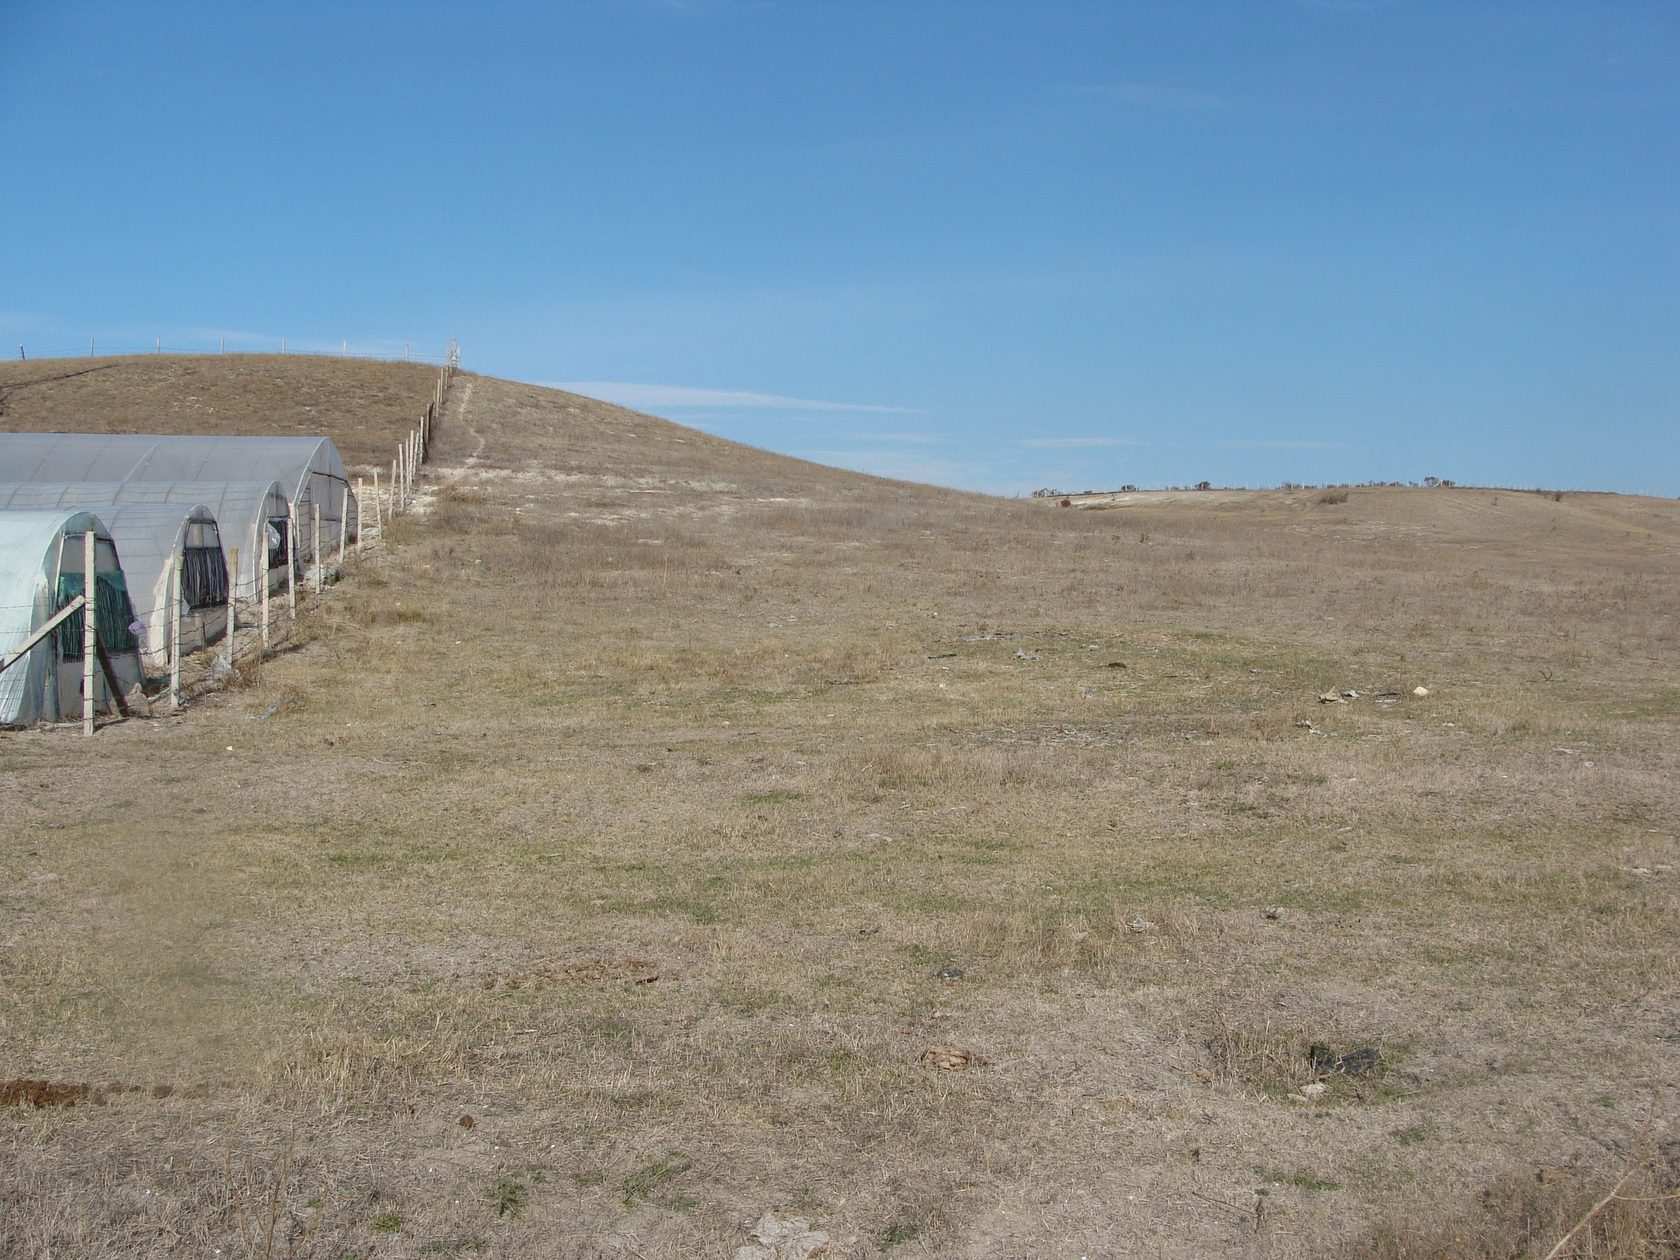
top-left (0, 1079), bottom-right (210, 1108)
top-left (0, 1079), bottom-right (100, 1108)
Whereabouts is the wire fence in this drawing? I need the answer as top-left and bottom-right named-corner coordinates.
top-left (10, 337), bottom-right (453, 366)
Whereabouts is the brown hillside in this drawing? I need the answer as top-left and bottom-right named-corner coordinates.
top-left (1, 359), bottom-right (1677, 1258)
top-left (0, 353), bottom-right (438, 470)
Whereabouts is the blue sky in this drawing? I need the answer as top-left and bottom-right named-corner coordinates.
top-left (3, 1), bottom-right (1676, 495)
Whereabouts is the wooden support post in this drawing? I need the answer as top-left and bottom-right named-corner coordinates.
top-left (392, 457), bottom-right (400, 513)
top-left (82, 531), bottom-right (96, 737)
top-left (226, 546), bottom-right (239, 666)
top-left (312, 502), bottom-right (322, 594)
top-left (286, 504), bottom-right (297, 618)
top-left (372, 469), bottom-right (382, 531)
top-left (169, 551), bottom-right (183, 713)
top-left (338, 492), bottom-right (348, 563)
top-left (356, 478), bottom-right (365, 555)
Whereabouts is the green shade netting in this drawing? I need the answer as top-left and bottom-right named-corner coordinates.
top-left (55, 572), bottom-right (139, 658)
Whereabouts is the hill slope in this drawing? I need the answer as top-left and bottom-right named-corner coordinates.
top-left (1, 359), bottom-right (1677, 1258)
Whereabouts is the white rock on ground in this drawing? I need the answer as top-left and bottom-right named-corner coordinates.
top-left (734, 1212), bottom-right (831, 1260)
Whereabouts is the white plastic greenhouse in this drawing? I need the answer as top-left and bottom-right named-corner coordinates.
top-left (0, 479), bottom-right (291, 599)
top-left (0, 433), bottom-right (357, 560)
top-left (57, 503), bottom-right (229, 674)
top-left (0, 510), bottom-right (147, 726)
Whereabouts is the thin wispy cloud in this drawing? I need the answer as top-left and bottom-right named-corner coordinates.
top-left (550, 381), bottom-right (921, 415)
top-left (1078, 83), bottom-right (1223, 109)
top-left (1208, 439), bottom-right (1347, 450)
top-left (1019, 436), bottom-right (1146, 449)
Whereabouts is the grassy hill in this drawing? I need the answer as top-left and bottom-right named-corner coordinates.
top-left (2, 357), bottom-right (1678, 1258)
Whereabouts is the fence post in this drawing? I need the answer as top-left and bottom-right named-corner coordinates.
top-left (286, 504), bottom-right (297, 619)
top-left (312, 502), bottom-right (322, 594)
top-left (338, 494), bottom-right (348, 563)
top-left (169, 551), bottom-right (183, 712)
top-left (226, 546), bottom-right (238, 666)
top-left (392, 456), bottom-right (401, 513)
top-left (356, 478), bottom-right (365, 555)
top-left (372, 469), bottom-right (382, 531)
top-left (82, 530), bottom-right (96, 737)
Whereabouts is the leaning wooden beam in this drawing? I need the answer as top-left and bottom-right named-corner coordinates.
top-left (0, 596), bottom-right (83, 676)
top-left (94, 637), bottom-right (134, 719)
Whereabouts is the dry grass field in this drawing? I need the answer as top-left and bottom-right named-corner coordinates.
top-left (2, 357), bottom-right (1678, 1258)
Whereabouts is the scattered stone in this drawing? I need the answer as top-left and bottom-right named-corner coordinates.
top-left (458, 1113), bottom-right (475, 1129)
top-left (1014, 650), bottom-right (1041, 661)
top-left (1412, 686), bottom-right (1430, 697)
top-left (734, 1212), bottom-right (831, 1260)
top-left (1318, 691), bottom-right (1344, 704)
top-left (1126, 917), bottom-right (1158, 934)
top-left (1300, 1082), bottom-right (1328, 1100)
top-left (920, 1046), bottom-right (987, 1071)
top-left (1105, 661), bottom-right (1128, 669)
top-left (857, 925), bottom-right (880, 936)
top-left (1263, 906), bottom-right (1286, 921)
top-left (1341, 689), bottom-right (1359, 699)
top-left (935, 967), bottom-right (965, 982)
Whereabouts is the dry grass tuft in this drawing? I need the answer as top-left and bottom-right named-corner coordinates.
top-left (1358, 1141), bottom-right (1680, 1259)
